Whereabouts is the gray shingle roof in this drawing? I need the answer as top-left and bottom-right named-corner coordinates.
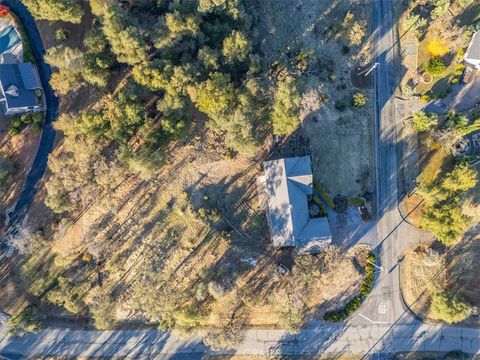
top-left (0, 63), bottom-right (40, 111)
top-left (465, 31), bottom-right (480, 62)
top-left (263, 156), bottom-right (332, 249)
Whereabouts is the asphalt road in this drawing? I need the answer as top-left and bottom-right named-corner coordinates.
top-left (350, 0), bottom-right (415, 327)
top-left (0, 0), bottom-right (475, 358)
top-left (1, 0), bottom-right (57, 231)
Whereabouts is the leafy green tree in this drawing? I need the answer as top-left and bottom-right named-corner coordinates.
top-left (46, 276), bottom-right (86, 314)
top-left (419, 161), bottom-right (477, 245)
top-left (194, 72), bottom-right (236, 115)
top-left (23, 0), bottom-right (84, 23)
top-left (198, 0), bottom-right (227, 13)
top-left (90, 1), bottom-right (147, 65)
top-left (352, 92), bottom-right (368, 107)
top-left (222, 30), bottom-right (251, 63)
top-left (444, 110), bottom-right (469, 133)
top-left (420, 203), bottom-right (470, 245)
top-left (45, 45), bottom-right (85, 70)
top-left (83, 53), bottom-right (113, 87)
top-left (45, 179), bottom-right (75, 214)
top-left (412, 110), bottom-right (438, 132)
top-left (271, 76), bottom-right (301, 136)
top-left (459, 0), bottom-right (474, 7)
top-left (198, 46), bottom-right (220, 71)
top-left (133, 61), bottom-right (173, 90)
top-left (45, 45), bottom-right (112, 93)
top-left (430, 290), bottom-right (473, 324)
top-left (426, 57), bottom-right (446, 75)
top-left (44, 45), bottom-right (85, 93)
top-left (428, 0), bottom-right (450, 18)
top-left (7, 307), bottom-right (42, 335)
top-left (441, 162), bottom-right (477, 192)
top-left (403, 13), bottom-right (427, 31)
top-left (90, 294), bottom-right (116, 330)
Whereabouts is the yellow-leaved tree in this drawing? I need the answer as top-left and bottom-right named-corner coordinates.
top-left (427, 38), bottom-right (450, 57)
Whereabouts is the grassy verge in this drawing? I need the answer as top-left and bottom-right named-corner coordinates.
top-left (323, 252), bottom-right (375, 322)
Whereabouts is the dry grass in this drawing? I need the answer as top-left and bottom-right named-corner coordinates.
top-left (12, 129), bottom-right (370, 329)
top-left (402, 194), bottom-right (425, 227)
top-left (400, 244), bottom-right (445, 321)
top-left (253, 0), bottom-right (374, 198)
top-left (447, 237), bottom-right (480, 306)
top-left (417, 147), bottom-right (451, 187)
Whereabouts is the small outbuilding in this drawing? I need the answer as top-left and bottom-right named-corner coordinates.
top-left (263, 156), bottom-right (332, 254)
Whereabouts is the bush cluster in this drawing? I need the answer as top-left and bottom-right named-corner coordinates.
top-left (323, 252), bottom-right (376, 321)
top-left (9, 112), bottom-right (44, 135)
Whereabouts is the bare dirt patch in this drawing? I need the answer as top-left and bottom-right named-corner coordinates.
top-left (401, 194), bottom-right (425, 227)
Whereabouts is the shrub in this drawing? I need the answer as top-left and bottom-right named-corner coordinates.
top-left (421, 91), bottom-right (435, 101)
top-left (426, 58), bottom-right (446, 75)
top-left (352, 92), bottom-right (368, 107)
top-left (55, 28), bottom-right (70, 41)
top-left (412, 110), bottom-right (438, 132)
top-left (91, 295), bottom-right (116, 330)
top-left (7, 307), bottom-right (42, 335)
top-left (314, 183), bottom-right (335, 208)
top-left (324, 252), bottom-right (376, 321)
top-left (430, 290), bottom-right (473, 324)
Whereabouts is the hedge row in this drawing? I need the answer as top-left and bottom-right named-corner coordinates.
top-left (323, 251), bottom-right (376, 322)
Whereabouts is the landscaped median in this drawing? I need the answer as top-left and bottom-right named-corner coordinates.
top-left (323, 251), bottom-right (376, 322)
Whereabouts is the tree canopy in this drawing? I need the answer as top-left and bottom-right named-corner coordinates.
top-left (23, 0), bottom-right (84, 23)
top-left (412, 110), bottom-right (438, 132)
top-left (271, 76), bottom-right (301, 136)
top-left (419, 160), bottom-right (478, 245)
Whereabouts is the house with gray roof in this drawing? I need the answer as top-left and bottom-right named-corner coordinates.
top-left (263, 156), bottom-right (332, 254)
top-left (465, 31), bottom-right (480, 70)
top-left (0, 62), bottom-right (42, 116)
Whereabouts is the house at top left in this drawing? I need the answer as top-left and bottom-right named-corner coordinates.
top-left (0, 7), bottom-right (44, 117)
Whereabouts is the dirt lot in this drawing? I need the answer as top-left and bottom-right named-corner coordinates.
top-left (254, 0), bottom-right (374, 198)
